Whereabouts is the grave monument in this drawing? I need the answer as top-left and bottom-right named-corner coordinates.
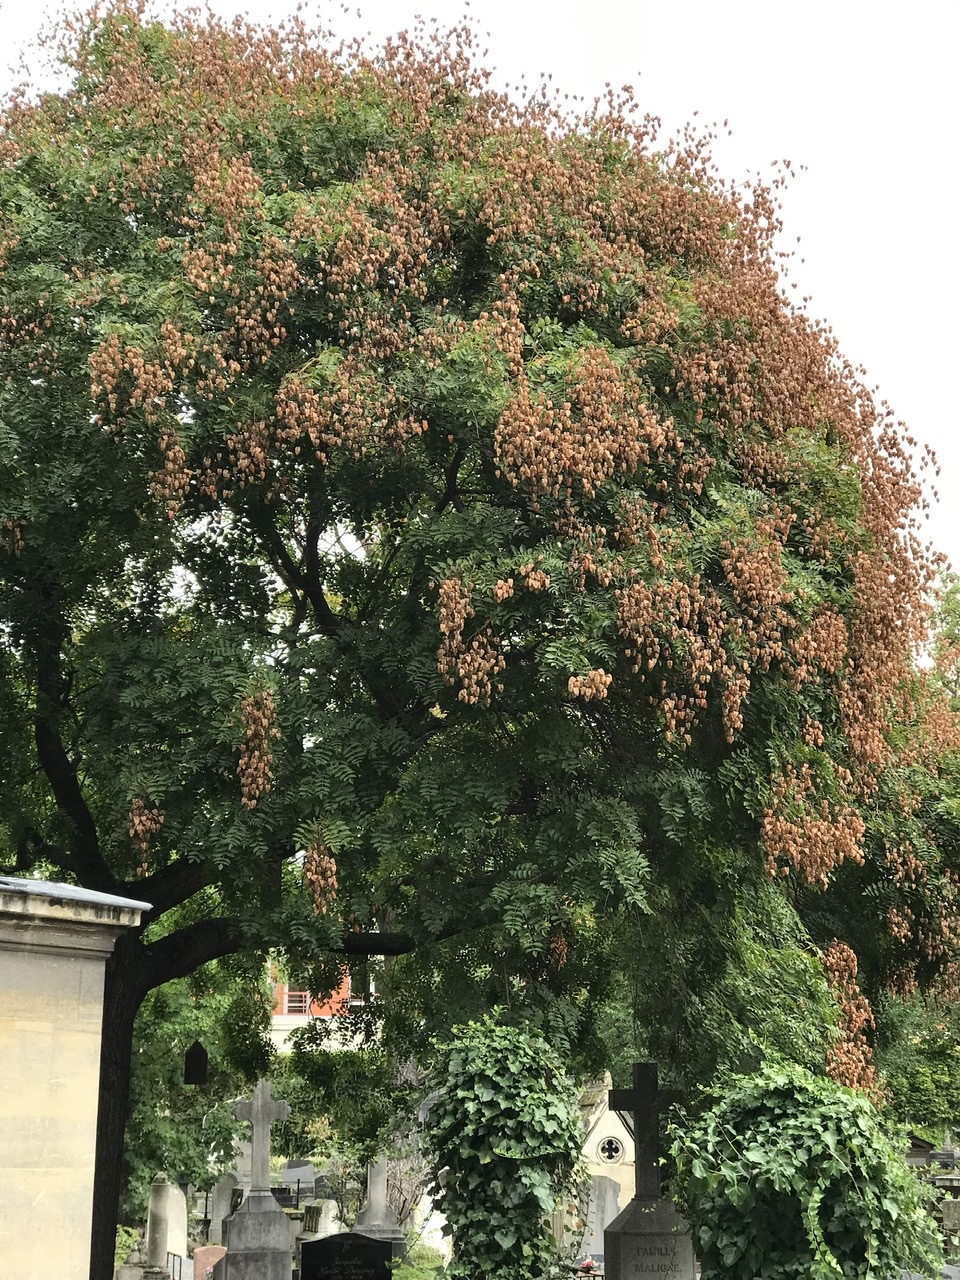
top-left (143, 1173), bottom-right (188, 1274)
top-left (604, 1063), bottom-right (696, 1280)
top-left (212, 1079), bottom-right (293, 1280)
top-left (300, 1230), bottom-right (394, 1280)
top-left (209, 1171), bottom-right (241, 1245)
top-left (353, 1157), bottom-right (405, 1246)
top-left (0, 877), bottom-right (149, 1280)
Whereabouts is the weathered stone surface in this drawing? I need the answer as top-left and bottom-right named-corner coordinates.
top-left (209, 1171), bottom-right (240, 1246)
top-left (603, 1196), bottom-right (696, 1280)
top-left (0, 877), bottom-right (148, 1280)
top-left (212, 1188), bottom-right (293, 1280)
top-left (353, 1159), bottom-right (404, 1244)
top-left (193, 1244), bottom-right (227, 1277)
top-left (144, 1175), bottom-right (187, 1266)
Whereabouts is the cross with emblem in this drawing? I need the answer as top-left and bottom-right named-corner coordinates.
top-left (234, 1078), bottom-right (290, 1193)
top-left (609, 1061), bottom-right (660, 1200)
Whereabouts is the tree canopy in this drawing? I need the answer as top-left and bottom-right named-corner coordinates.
top-left (1, 5), bottom-right (959, 1271)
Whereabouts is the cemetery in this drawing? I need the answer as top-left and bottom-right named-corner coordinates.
top-left (3, 3), bottom-right (960, 1280)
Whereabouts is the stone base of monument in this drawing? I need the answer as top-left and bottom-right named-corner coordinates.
top-left (603, 1196), bottom-right (696, 1279)
top-left (212, 1190), bottom-right (293, 1280)
top-left (351, 1220), bottom-right (405, 1245)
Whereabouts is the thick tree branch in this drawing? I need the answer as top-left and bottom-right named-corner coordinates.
top-left (261, 522), bottom-right (341, 637)
top-left (141, 915), bottom-right (244, 992)
top-left (33, 642), bottom-right (122, 896)
top-left (435, 440), bottom-right (467, 514)
top-left (6, 827), bottom-right (74, 877)
top-left (125, 857), bottom-right (215, 922)
top-left (302, 515), bottom-right (343, 635)
top-left (339, 930), bottom-right (418, 956)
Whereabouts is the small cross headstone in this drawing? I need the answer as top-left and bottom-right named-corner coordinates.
top-left (212, 1080), bottom-right (294, 1280)
top-left (609, 1062), bottom-right (660, 1199)
top-left (233, 1078), bottom-right (290, 1193)
top-left (603, 1062), bottom-right (696, 1280)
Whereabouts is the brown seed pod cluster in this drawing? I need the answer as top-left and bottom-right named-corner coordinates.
top-left (303, 838), bottom-right (338, 916)
top-left (437, 577), bottom-right (505, 706)
top-left (128, 795), bottom-right (165, 877)
top-left (494, 347), bottom-right (675, 502)
top-left (761, 763), bottom-right (865, 888)
top-left (821, 940), bottom-right (881, 1099)
top-left (567, 669), bottom-right (613, 702)
top-left (237, 689), bottom-right (280, 809)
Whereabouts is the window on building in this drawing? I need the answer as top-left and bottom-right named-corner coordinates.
top-left (284, 988), bottom-right (311, 1016)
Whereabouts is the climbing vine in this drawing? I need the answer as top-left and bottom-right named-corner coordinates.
top-left (424, 1016), bottom-right (582, 1280)
top-left (671, 1061), bottom-right (941, 1280)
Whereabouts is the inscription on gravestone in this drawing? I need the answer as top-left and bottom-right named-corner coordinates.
top-left (300, 1231), bottom-right (395, 1280)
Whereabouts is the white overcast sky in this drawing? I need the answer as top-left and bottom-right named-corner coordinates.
top-left (2, 0), bottom-right (958, 570)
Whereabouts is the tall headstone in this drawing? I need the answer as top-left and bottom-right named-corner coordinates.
top-left (604, 1063), bottom-right (696, 1280)
top-left (581, 1174), bottom-right (622, 1260)
top-left (209, 1171), bottom-right (240, 1246)
top-left (144, 1175), bottom-right (188, 1270)
top-left (212, 1079), bottom-right (293, 1280)
top-left (0, 877), bottom-right (149, 1280)
top-left (353, 1158), bottom-right (404, 1246)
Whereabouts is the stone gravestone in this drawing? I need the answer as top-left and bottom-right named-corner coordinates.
top-left (300, 1199), bottom-right (343, 1239)
top-left (282, 1160), bottom-right (317, 1187)
top-left (604, 1063), bottom-right (696, 1280)
top-left (580, 1174), bottom-right (622, 1260)
top-left (300, 1231), bottom-right (393, 1280)
top-left (212, 1079), bottom-right (293, 1280)
top-left (353, 1157), bottom-right (404, 1246)
top-left (209, 1172), bottom-right (240, 1246)
top-left (144, 1174), bottom-right (188, 1272)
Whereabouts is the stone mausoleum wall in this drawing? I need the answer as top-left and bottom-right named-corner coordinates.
top-left (0, 877), bottom-right (148, 1280)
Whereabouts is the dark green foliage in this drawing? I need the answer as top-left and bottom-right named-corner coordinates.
top-left (424, 1015), bottom-right (582, 1279)
top-left (122, 957), bottom-right (273, 1219)
top-left (671, 1061), bottom-right (942, 1280)
top-left (876, 996), bottom-right (960, 1141)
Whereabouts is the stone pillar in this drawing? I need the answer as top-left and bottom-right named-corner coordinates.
top-left (354, 1158), bottom-right (404, 1248)
top-left (144, 1175), bottom-right (187, 1269)
top-left (0, 877), bottom-right (149, 1280)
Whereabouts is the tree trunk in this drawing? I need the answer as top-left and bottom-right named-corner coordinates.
top-left (89, 932), bottom-right (147, 1280)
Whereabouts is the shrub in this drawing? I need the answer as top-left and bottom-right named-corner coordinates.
top-left (670, 1061), bottom-right (941, 1279)
top-left (424, 1015), bottom-right (582, 1280)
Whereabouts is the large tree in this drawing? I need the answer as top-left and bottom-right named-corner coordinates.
top-left (1, 6), bottom-right (956, 1275)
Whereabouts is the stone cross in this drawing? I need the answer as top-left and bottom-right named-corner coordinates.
top-left (609, 1061), bottom-right (660, 1200)
top-left (233, 1079), bottom-right (290, 1194)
